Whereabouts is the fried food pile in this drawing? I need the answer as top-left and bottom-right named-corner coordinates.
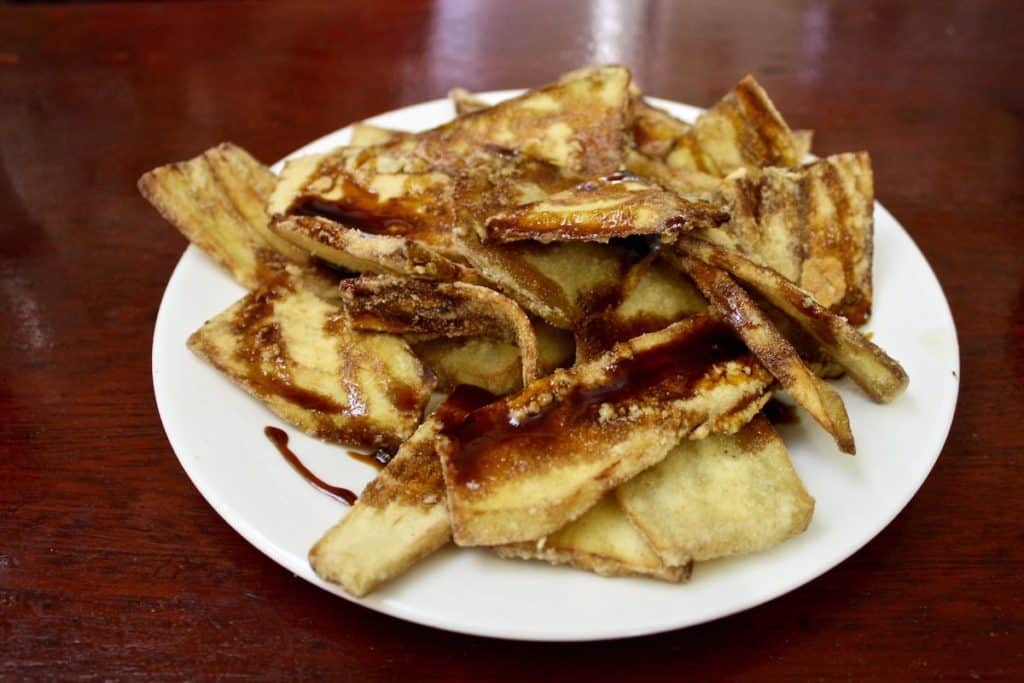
top-left (140, 65), bottom-right (908, 597)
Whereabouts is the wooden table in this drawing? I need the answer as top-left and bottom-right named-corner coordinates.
top-left (2, 0), bottom-right (1021, 678)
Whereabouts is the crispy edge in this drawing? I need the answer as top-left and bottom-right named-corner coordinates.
top-left (494, 495), bottom-right (692, 582)
top-left (271, 215), bottom-right (483, 283)
top-left (309, 416), bottom-right (450, 596)
top-left (674, 253), bottom-right (855, 454)
top-left (676, 234), bottom-right (908, 403)
top-left (617, 415), bottom-right (814, 564)
top-left (139, 142), bottom-right (288, 289)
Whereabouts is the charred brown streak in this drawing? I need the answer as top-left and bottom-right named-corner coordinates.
top-left (264, 426), bottom-right (358, 505)
top-left (441, 318), bottom-right (746, 486)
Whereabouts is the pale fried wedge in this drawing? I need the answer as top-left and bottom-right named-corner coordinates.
top-left (337, 276), bottom-right (543, 386)
top-left (667, 75), bottom-right (799, 176)
top-left (495, 494), bottom-right (691, 582)
top-left (675, 234), bottom-right (908, 402)
top-left (139, 142), bottom-right (308, 288)
top-left (720, 153), bottom-right (875, 323)
top-left (267, 145), bottom-right (459, 252)
top-left (483, 172), bottom-right (727, 244)
top-left (270, 135), bottom-right (629, 329)
top-left (309, 387), bottom-right (493, 596)
top-left (617, 415), bottom-right (814, 565)
top-left (188, 278), bottom-right (433, 450)
top-left (674, 254), bottom-right (855, 454)
top-left (413, 322), bottom-right (574, 396)
top-left (439, 315), bottom-right (774, 546)
top-left (271, 215), bottom-right (481, 282)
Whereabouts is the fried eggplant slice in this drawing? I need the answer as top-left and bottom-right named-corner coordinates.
top-left (271, 138), bottom-right (629, 329)
top-left (188, 278), bottom-right (433, 450)
top-left (675, 234), bottom-right (908, 402)
top-left (438, 315), bottom-right (774, 546)
top-left (337, 276), bottom-right (543, 386)
top-left (267, 146), bottom-right (460, 252)
top-left (719, 153), bottom-right (875, 324)
top-left (424, 65), bottom-right (632, 175)
top-left (495, 494), bottom-right (691, 582)
top-left (575, 255), bottom-right (707, 361)
top-left (617, 415), bottom-right (814, 565)
top-left (413, 322), bottom-right (574, 396)
top-left (674, 254), bottom-right (855, 453)
top-left (271, 215), bottom-right (481, 282)
top-left (268, 141), bottom-right (581, 262)
top-left (139, 142), bottom-right (309, 288)
top-left (667, 75), bottom-right (799, 176)
top-left (309, 387), bottom-right (492, 596)
top-left (483, 172), bottom-right (727, 244)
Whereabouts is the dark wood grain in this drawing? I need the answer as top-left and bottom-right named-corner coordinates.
top-left (1, 0), bottom-right (1021, 678)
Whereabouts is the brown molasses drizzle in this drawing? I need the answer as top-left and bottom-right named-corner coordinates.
top-left (441, 318), bottom-right (746, 486)
top-left (264, 426), bottom-right (357, 505)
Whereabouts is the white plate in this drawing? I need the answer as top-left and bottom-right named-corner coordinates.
top-left (152, 92), bottom-right (959, 641)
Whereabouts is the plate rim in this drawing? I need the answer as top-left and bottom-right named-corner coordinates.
top-left (152, 91), bottom-right (960, 641)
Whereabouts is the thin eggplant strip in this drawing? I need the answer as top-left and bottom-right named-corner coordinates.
top-left (674, 253), bottom-right (855, 454)
top-left (675, 234), bottom-right (908, 403)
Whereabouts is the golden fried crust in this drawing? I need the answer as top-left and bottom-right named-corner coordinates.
top-left (668, 75), bottom-right (799, 176)
top-left (675, 234), bottom-right (908, 403)
top-left (424, 65), bottom-right (632, 175)
top-left (337, 275), bottom-right (543, 386)
top-left (617, 415), bottom-right (814, 565)
top-left (139, 142), bottom-right (307, 289)
top-left (673, 254), bottom-right (855, 454)
top-left (495, 495), bottom-right (691, 582)
top-left (483, 172), bottom-right (728, 244)
top-left (309, 415), bottom-right (450, 597)
top-left (267, 145), bottom-right (461, 253)
top-left (187, 279), bottom-right (433, 450)
top-left (719, 153), bottom-right (874, 324)
top-left (438, 315), bottom-right (774, 546)
top-left (271, 215), bottom-right (482, 283)
top-left (309, 387), bottom-right (498, 597)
